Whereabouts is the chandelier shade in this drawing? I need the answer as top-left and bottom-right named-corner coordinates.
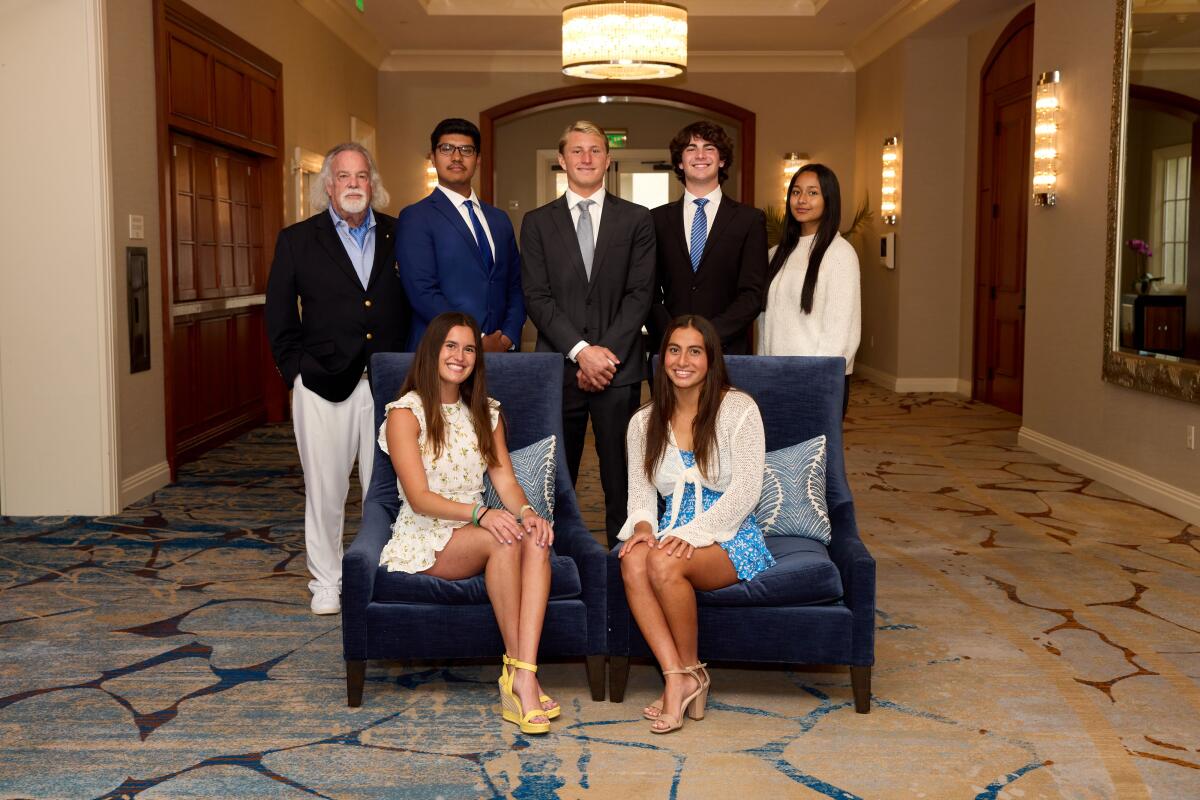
top-left (561, 1), bottom-right (688, 81)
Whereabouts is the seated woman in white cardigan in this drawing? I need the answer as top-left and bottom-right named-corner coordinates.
top-left (618, 315), bottom-right (773, 734)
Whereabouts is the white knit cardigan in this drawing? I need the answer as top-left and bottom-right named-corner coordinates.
top-left (618, 390), bottom-right (765, 548)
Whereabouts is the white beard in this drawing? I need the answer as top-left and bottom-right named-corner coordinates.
top-left (339, 191), bottom-right (368, 215)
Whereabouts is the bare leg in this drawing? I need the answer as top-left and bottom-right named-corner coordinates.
top-left (422, 526), bottom-right (547, 724)
top-left (510, 534), bottom-right (554, 717)
top-left (620, 541), bottom-right (681, 717)
top-left (645, 544), bottom-right (737, 731)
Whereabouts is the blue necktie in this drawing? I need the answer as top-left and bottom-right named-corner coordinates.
top-left (690, 198), bottom-right (709, 272)
top-left (463, 200), bottom-right (495, 274)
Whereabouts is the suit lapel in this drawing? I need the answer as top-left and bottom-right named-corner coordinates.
top-left (549, 195), bottom-right (590, 286)
top-left (366, 214), bottom-right (394, 290)
top-left (697, 197), bottom-right (737, 273)
top-left (669, 198), bottom-right (690, 264)
top-left (315, 212), bottom-right (363, 289)
top-left (430, 190), bottom-right (487, 273)
top-left (589, 193), bottom-right (620, 289)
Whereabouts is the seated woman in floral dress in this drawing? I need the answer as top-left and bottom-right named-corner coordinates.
top-left (378, 311), bottom-right (558, 734)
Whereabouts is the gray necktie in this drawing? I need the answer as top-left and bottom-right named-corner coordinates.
top-left (576, 198), bottom-right (595, 279)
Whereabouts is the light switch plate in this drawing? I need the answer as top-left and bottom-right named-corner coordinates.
top-left (129, 214), bottom-right (145, 240)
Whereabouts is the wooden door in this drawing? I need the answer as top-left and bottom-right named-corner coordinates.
top-left (169, 133), bottom-right (268, 462)
top-left (155, 0), bottom-right (286, 476)
top-left (973, 6), bottom-right (1034, 415)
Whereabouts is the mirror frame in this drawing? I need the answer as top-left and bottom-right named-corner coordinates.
top-left (1102, 0), bottom-right (1200, 403)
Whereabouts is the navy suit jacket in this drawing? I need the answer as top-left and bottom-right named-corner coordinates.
top-left (396, 189), bottom-right (525, 350)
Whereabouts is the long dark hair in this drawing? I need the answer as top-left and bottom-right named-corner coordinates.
top-left (643, 315), bottom-right (731, 483)
top-left (766, 163), bottom-right (842, 314)
top-left (398, 312), bottom-right (497, 466)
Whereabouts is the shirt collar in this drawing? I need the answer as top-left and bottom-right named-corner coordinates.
top-left (565, 186), bottom-right (606, 212)
top-left (683, 186), bottom-right (723, 207)
top-left (436, 184), bottom-right (480, 209)
top-left (328, 205), bottom-right (376, 231)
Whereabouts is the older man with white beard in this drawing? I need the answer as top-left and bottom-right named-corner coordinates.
top-left (266, 142), bottom-right (410, 614)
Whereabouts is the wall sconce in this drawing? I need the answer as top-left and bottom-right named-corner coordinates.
top-left (881, 136), bottom-right (899, 225)
top-left (1033, 70), bottom-right (1061, 206)
top-left (425, 162), bottom-right (438, 193)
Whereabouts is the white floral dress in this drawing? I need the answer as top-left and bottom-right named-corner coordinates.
top-left (377, 391), bottom-right (500, 573)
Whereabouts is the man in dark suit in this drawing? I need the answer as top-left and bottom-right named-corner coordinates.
top-left (650, 121), bottom-right (767, 355)
top-left (397, 118), bottom-right (524, 351)
top-left (521, 121), bottom-right (656, 547)
top-left (265, 142), bottom-right (409, 615)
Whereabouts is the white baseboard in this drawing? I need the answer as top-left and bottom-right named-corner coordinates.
top-left (854, 364), bottom-right (968, 396)
top-left (1018, 427), bottom-right (1200, 526)
top-left (119, 460), bottom-right (171, 510)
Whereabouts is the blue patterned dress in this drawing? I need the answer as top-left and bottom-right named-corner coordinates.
top-left (659, 450), bottom-right (776, 581)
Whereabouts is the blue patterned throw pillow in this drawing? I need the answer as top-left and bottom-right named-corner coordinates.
top-left (482, 435), bottom-right (556, 521)
top-left (756, 435), bottom-right (831, 544)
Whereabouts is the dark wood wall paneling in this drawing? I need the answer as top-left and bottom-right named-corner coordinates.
top-left (154, 0), bottom-right (286, 477)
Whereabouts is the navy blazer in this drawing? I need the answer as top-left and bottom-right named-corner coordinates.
top-left (265, 209), bottom-right (409, 403)
top-left (395, 189), bottom-right (525, 350)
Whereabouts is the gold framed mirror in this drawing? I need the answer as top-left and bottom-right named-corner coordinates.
top-left (1102, 0), bottom-right (1200, 403)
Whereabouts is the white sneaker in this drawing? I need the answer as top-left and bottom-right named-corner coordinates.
top-left (311, 586), bottom-right (341, 615)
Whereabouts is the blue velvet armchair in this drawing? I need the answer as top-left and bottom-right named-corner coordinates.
top-left (605, 355), bottom-right (876, 712)
top-left (342, 352), bottom-right (608, 706)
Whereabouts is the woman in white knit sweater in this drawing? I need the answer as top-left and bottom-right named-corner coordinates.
top-left (759, 163), bottom-right (861, 415)
top-left (618, 315), bottom-right (773, 733)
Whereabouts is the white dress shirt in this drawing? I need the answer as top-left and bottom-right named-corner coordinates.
top-left (436, 184), bottom-right (496, 260)
top-left (682, 186), bottom-right (722, 257)
top-left (563, 187), bottom-right (607, 361)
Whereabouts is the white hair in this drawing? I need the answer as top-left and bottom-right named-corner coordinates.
top-left (309, 142), bottom-right (390, 213)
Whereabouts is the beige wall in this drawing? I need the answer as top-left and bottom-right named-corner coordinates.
top-left (377, 71), bottom-right (857, 215)
top-left (0, 0), bottom-right (118, 514)
top-left (852, 43), bottom-right (906, 377)
top-left (1022, 0), bottom-right (1200, 500)
top-left (108, 0), bottom-right (169, 505)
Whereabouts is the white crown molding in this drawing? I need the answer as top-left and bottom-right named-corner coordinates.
top-left (296, 0), bottom-right (389, 67)
top-left (1018, 426), bottom-right (1200, 527)
top-left (1131, 48), bottom-right (1200, 71)
top-left (847, 0), bottom-right (961, 69)
top-left (1133, 0), bottom-right (1200, 12)
top-left (417, 0), bottom-right (828, 16)
top-left (379, 49), bottom-right (853, 73)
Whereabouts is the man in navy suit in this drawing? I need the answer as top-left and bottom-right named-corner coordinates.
top-left (397, 118), bottom-right (525, 351)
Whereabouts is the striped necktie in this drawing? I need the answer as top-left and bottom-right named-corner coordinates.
top-left (690, 198), bottom-right (709, 272)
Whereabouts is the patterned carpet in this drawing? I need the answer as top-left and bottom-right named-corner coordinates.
top-left (1, 380), bottom-right (1198, 799)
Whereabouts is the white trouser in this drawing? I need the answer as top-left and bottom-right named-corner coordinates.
top-left (291, 374), bottom-right (375, 593)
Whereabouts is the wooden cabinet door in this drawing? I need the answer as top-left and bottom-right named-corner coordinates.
top-left (1143, 305), bottom-right (1184, 353)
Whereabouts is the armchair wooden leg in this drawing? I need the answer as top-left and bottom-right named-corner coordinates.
top-left (347, 660), bottom-right (365, 708)
top-left (850, 665), bottom-right (871, 713)
top-left (608, 656), bottom-right (630, 703)
top-left (586, 655), bottom-right (606, 701)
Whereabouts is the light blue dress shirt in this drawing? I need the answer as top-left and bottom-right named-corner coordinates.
top-left (328, 206), bottom-right (376, 289)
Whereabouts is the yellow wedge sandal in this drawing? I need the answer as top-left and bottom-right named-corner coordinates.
top-left (501, 654), bottom-right (560, 720)
top-left (500, 657), bottom-right (551, 734)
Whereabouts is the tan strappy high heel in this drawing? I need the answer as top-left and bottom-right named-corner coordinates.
top-left (644, 662), bottom-right (709, 721)
top-left (649, 665), bottom-right (705, 734)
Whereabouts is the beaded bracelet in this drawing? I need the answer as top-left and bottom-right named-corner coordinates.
top-left (518, 503), bottom-right (535, 523)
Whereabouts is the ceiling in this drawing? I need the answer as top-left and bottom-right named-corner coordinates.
top-left (297, 0), bottom-right (1033, 72)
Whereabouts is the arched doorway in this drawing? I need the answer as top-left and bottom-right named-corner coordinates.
top-left (972, 5), bottom-right (1034, 415)
top-left (478, 84), bottom-right (756, 205)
